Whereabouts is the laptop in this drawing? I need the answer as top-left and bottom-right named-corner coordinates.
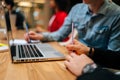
top-left (5, 14), bottom-right (65, 63)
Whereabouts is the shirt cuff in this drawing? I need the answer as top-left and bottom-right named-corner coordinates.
top-left (41, 32), bottom-right (50, 42)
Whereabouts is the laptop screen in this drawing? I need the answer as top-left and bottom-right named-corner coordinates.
top-left (4, 10), bottom-right (64, 63)
top-left (5, 12), bottom-right (29, 45)
top-left (5, 12), bottom-right (16, 44)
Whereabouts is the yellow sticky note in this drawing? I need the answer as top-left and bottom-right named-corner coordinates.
top-left (0, 43), bottom-right (7, 47)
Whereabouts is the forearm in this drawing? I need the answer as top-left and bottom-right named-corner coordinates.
top-left (90, 48), bottom-right (120, 69)
top-left (42, 26), bottom-right (71, 41)
top-left (41, 23), bottom-right (72, 42)
top-left (41, 32), bottom-right (64, 42)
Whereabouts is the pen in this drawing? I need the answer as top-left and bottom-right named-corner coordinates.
top-left (24, 22), bottom-right (31, 43)
top-left (71, 22), bottom-right (76, 53)
top-left (71, 22), bottom-right (74, 45)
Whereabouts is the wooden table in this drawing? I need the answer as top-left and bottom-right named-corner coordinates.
top-left (0, 30), bottom-right (76, 80)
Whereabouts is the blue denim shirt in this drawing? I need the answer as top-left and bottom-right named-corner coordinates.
top-left (42, 0), bottom-right (120, 51)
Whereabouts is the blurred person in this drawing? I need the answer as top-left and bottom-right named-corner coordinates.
top-left (64, 53), bottom-right (120, 80)
top-left (66, 39), bottom-right (120, 69)
top-left (25, 0), bottom-right (120, 51)
top-left (36, 0), bottom-right (69, 32)
top-left (5, 0), bottom-right (25, 30)
top-left (36, 0), bottom-right (70, 41)
top-left (47, 0), bottom-right (70, 32)
top-left (65, 0), bottom-right (120, 76)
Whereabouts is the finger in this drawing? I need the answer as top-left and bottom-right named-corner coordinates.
top-left (70, 53), bottom-right (78, 58)
top-left (66, 45), bottom-right (79, 51)
top-left (29, 31), bottom-right (36, 35)
top-left (80, 54), bottom-right (90, 59)
top-left (64, 61), bottom-right (73, 73)
top-left (29, 35), bottom-right (37, 40)
top-left (66, 45), bottom-right (73, 50)
top-left (64, 61), bottom-right (71, 68)
top-left (24, 34), bottom-right (29, 41)
top-left (65, 55), bottom-right (73, 62)
top-left (66, 45), bottom-right (76, 49)
top-left (25, 32), bottom-right (33, 41)
top-left (73, 39), bottom-right (80, 44)
top-left (74, 39), bottom-right (85, 47)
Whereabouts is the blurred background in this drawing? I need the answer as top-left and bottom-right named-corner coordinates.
top-left (4, 0), bottom-right (82, 29)
top-left (0, 0), bottom-right (82, 40)
top-left (0, 0), bottom-right (82, 50)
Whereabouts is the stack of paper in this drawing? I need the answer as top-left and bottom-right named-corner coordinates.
top-left (0, 43), bottom-right (8, 52)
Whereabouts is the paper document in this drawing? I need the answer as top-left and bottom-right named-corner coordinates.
top-left (0, 43), bottom-right (8, 52)
top-left (10, 39), bottom-right (41, 45)
top-left (10, 39), bottom-right (28, 45)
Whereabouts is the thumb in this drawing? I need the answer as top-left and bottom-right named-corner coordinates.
top-left (67, 45), bottom-right (80, 51)
top-left (73, 39), bottom-right (80, 44)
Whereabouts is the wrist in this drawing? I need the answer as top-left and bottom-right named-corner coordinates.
top-left (38, 34), bottom-right (44, 40)
top-left (88, 47), bottom-right (94, 57)
top-left (87, 47), bottom-right (90, 54)
top-left (82, 63), bottom-right (97, 74)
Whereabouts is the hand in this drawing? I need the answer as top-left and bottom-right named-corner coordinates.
top-left (64, 53), bottom-right (94, 76)
top-left (24, 31), bottom-right (44, 42)
top-left (66, 39), bottom-right (90, 55)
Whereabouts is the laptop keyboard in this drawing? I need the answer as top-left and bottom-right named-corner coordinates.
top-left (18, 44), bottom-right (44, 58)
top-left (10, 43), bottom-right (63, 62)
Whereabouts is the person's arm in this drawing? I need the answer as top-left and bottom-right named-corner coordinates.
top-left (66, 40), bottom-right (120, 69)
top-left (64, 53), bottom-right (120, 80)
top-left (90, 48), bottom-right (120, 69)
top-left (41, 5), bottom-right (79, 42)
top-left (77, 67), bottom-right (120, 80)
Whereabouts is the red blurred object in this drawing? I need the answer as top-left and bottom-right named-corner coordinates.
top-left (48, 11), bottom-right (69, 41)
